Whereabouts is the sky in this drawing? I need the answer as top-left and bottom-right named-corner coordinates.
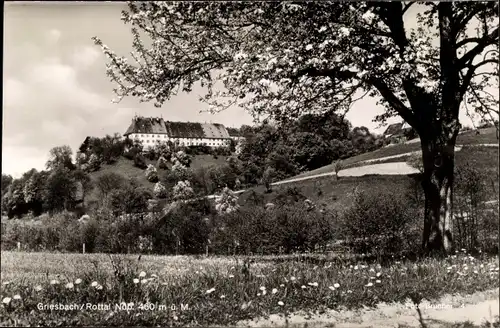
top-left (2, 2), bottom-right (486, 178)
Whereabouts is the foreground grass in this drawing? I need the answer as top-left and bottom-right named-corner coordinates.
top-left (1, 251), bottom-right (498, 326)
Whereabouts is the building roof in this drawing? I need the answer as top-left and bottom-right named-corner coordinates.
top-left (124, 117), bottom-right (230, 139)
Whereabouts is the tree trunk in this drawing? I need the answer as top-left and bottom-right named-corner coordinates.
top-left (420, 137), bottom-right (457, 256)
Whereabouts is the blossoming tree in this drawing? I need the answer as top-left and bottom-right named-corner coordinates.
top-left (93, 2), bottom-right (499, 255)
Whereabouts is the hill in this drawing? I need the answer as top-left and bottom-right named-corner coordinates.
top-left (85, 154), bottom-right (229, 205)
top-left (282, 127), bottom-right (498, 181)
top-left (236, 128), bottom-right (498, 212)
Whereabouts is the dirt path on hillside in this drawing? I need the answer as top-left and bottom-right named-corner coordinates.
top-left (237, 288), bottom-right (499, 328)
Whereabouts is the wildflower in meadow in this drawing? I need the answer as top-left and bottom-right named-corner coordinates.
top-left (133, 279), bottom-right (140, 284)
top-left (347, 290), bottom-right (352, 293)
top-left (334, 283), bottom-right (340, 288)
top-left (365, 282), bottom-right (373, 287)
top-left (2, 297), bottom-right (11, 305)
top-left (354, 266), bottom-right (359, 270)
top-left (91, 281), bottom-right (98, 287)
top-left (141, 279), bottom-right (148, 284)
top-left (329, 286), bottom-right (335, 291)
top-left (50, 279), bottom-right (59, 285)
top-left (229, 274), bottom-right (234, 278)
top-left (34, 285), bottom-right (42, 292)
top-left (220, 295), bottom-right (226, 299)
top-left (259, 286), bottom-right (266, 291)
top-left (272, 288), bottom-right (278, 294)
top-left (74, 278), bottom-right (82, 285)
top-left (375, 280), bottom-right (381, 284)
top-left (2, 282), bottom-right (10, 286)
top-left (206, 288), bottom-right (215, 294)
top-left (280, 284), bottom-right (284, 287)
top-left (96, 285), bottom-right (103, 290)
top-left (13, 295), bottom-right (21, 300)
top-left (301, 285), bottom-right (306, 289)
top-left (376, 272), bottom-right (382, 277)
top-left (278, 301), bottom-right (284, 306)
top-left (290, 277), bottom-right (296, 281)
top-left (66, 282), bottom-right (74, 289)
top-left (139, 271), bottom-right (146, 278)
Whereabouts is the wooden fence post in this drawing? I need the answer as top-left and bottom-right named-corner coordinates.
top-left (82, 243), bottom-right (86, 254)
top-left (17, 242), bottom-right (21, 251)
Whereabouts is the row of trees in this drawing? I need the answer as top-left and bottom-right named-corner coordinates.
top-left (2, 146), bottom-right (92, 218)
top-left (237, 112), bottom-right (384, 183)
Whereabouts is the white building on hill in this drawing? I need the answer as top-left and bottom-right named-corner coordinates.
top-left (123, 116), bottom-right (235, 148)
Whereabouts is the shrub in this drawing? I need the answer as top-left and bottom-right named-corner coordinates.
top-left (133, 153), bottom-right (147, 169)
top-left (109, 183), bottom-right (152, 215)
top-left (153, 182), bottom-right (167, 199)
top-left (211, 203), bottom-right (334, 255)
top-left (340, 189), bottom-right (422, 258)
top-left (215, 187), bottom-right (240, 215)
top-left (261, 167), bottom-right (275, 193)
top-left (145, 164), bottom-right (159, 183)
top-left (172, 180), bottom-right (195, 201)
top-left (123, 146), bottom-right (141, 160)
top-left (172, 150), bottom-right (191, 167)
top-left (87, 153), bottom-right (101, 172)
top-left (171, 161), bottom-right (189, 180)
top-left (157, 156), bottom-right (169, 170)
top-left (333, 159), bottom-right (344, 180)
top-left (453, 162), bottom-right (497, 252)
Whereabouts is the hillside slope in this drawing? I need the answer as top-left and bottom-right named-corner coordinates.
top-left (85, 154), bottom-right (229, 204)
top-left (285, 127), bottom-right (498, 181)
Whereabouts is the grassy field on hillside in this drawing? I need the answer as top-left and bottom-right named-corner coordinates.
top-left (1, 250), bottom-right (498, 326)
top-left (286, 128), bottom-right (498, 181)
top-left (86, 155), bottom-right (229, 204)
top-left (240, 174), bottom-right (419, 213)
top-left (243, 145), bottom-right (498, 214)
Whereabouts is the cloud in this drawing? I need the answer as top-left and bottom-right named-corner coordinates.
top-left (2, 56), bottom-right (113, 176)
top-left (45, 28), bottom-right (61, 44)
top-left (71, 46), bottom-right (100, 70)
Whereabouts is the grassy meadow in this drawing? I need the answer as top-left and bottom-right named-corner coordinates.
top-left (1, 250), bottom-right (499, 326)
top-left (287, 128), bottom-right (498, 181)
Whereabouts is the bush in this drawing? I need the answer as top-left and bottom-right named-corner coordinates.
top-left (145, 164), bottom-right (159, 183)
top-left (261, 167), bottom-right (276, 193)
top-left (172, 150), bottom-right (191, 167)
top-left (214, 187), bottom-right (240, 214)
top-left (153, 182), bottom-right (167, 199)
top-left (171, 161), bottom-right (189, 181)
top-left (133, 153), bottom-right (147, 169)
top-left (109, 183), bottom-right (153, 215)
top-left (157, 156), bottom-right (169, 170)
top-left (453, 162), bottom-right (498, 252)
top-left (172, 180), bottom-right (194, 201)
top-left (87, 154), bottom-right (101, 172)
top-left (340, 189), bottom-right (422, 258)
top-left (123, 146), bottom-right (141, 160)
top-left (211, 203), bottom-right (335, 255)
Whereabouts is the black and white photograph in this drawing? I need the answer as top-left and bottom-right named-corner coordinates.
top-left (1, 1), bottom-right (499, 327)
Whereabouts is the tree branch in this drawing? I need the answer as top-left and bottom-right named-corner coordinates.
top-left (457, 27), bottom-right (499, 68)
top-left (402, 2), bottom-right (416, 15)
top-left (369, 78), bottom-right (417, 128)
